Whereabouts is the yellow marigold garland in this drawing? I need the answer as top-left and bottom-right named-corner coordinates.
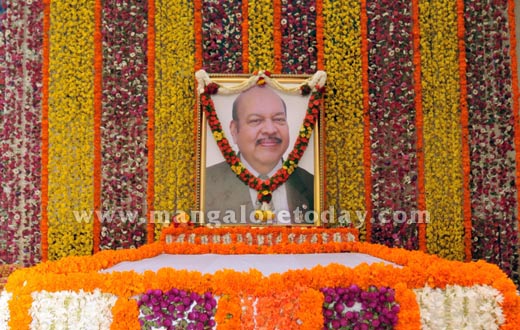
top-left (419, 0), bottom-right (465, 260)
top-left (247, 0), bottom-right (275, 71)
top-left (322, 0), bottom-right (366, 229)
top-left (154, 0), bottom-right (195, 238)
top-left (47, 0), bottom-right (95, 260)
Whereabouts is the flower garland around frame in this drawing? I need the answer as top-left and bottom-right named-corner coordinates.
top-left (196, 69), bottom-right (326, 221)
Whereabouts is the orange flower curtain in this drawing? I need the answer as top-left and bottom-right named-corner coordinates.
top-left (0, 0), bottom-right (518, 284)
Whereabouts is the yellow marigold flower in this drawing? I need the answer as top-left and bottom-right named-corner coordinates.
top-left (263, 210), bottom-right (275, 221)
top-left (231, 165), bottom-right (244, 175)
top-left (253, 210), bottom-right (265, 221)
top-left (213, 131), bottom-right (223, 141)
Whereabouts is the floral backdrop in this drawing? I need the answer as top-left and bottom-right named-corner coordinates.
top-left (0, 0), bottom-right (519, 286)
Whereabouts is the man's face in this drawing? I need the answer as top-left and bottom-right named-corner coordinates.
top-left (230, 88), bottom-right (290, 175)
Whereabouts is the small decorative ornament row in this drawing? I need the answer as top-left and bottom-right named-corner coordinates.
top-left (163, 227), bottom-right (356, 246)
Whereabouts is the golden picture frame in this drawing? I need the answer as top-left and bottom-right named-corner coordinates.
top-left (194, 70), bottom-right (326, 226)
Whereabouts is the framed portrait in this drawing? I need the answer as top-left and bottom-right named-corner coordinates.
top-left (195, 70), bottom-right (327, 226)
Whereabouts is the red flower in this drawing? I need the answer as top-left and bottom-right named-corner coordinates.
top-left (204, 83), bottom-right (220, 95)
top-left (300, 84), bottom-right (312, 95)
top-left (258, 191), bottom-right (272, 203)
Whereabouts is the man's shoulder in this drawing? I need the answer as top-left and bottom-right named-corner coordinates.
top-left (291, 167), bottom-right (314, 183)
top-left (205, 161), bottom-right (237, 185)
top-left (206, 161), bottom-right (231, 174)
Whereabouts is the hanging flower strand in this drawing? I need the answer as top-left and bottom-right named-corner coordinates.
top-left (197, 70), bottom-right (326, 220)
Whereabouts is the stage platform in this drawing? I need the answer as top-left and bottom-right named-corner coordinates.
top-left (1, 226), bottom-right (519, 329)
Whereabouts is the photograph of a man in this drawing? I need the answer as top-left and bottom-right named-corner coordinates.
top-left (205, 86), bottom-right (314, 224)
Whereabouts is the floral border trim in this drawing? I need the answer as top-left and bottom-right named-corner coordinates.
top-left (3, 227), bottom-right (519, 329)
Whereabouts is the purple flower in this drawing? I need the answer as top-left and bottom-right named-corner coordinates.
top-left (321, 286), bottom-right (399, 329)
top-left (334, 303), bottom-right (345, 313)
top-left (138, 289), bottom-right (216, 328)
top-left (140, 294), bottom-right (149, 303)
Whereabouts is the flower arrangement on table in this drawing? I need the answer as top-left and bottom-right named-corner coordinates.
top-left (1, 225), bottom-right (519, 329)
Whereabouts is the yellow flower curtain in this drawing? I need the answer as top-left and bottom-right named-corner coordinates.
top-left (153, 0), bottom-right (195, 239)
top-left (0, 0), bottom-right (519, 284)
top-left (45, 0), bottom-right (96, 260)
top-left (419, 0), bottom-right (466, 261)
top-left (322, 0), bottom-right (366, 236)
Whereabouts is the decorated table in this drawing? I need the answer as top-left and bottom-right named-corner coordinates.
top-left (1, 226), bottom-right (519, 329)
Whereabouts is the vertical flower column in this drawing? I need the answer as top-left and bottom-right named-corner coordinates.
top-left (247, 0), bottom-right (274, 71)
top-left (465, 1), bottom-right (519, 279)
top-left (154, 0), bottom-right (195, 238)
top-left (0, 3), bottom-right (5, 110)
top-left (99, 0), bottom-right (149, 250)
top-left (201, 0), bottom-right (244, 73)
top-left (366, 0), bottom-right (419, 249)
top-left (0, 0), bottom-right (43, 266)
top-left (280, 0), bottom-right (317, 74)
top-left (418, 0), bottom-right (465, 260)
top-left (322, 0), bottom-right (365, 231)
top-left (47, 0), bottom-right (95, 260)
top-left (508, 0), bottom-right (520, 280)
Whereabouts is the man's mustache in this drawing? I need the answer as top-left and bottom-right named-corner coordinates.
top-left (256, 137), bottom-right (282, 145)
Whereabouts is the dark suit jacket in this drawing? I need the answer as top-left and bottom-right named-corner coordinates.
top-left (205, 161), bottom-right (314, 225)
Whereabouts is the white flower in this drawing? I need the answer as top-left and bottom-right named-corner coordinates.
top-left (30, 289), bottom-right (118, 330)
top-left (0, 291), bottom-right (13, 329)
top-left (415, 285), bottom-right (504, 330)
